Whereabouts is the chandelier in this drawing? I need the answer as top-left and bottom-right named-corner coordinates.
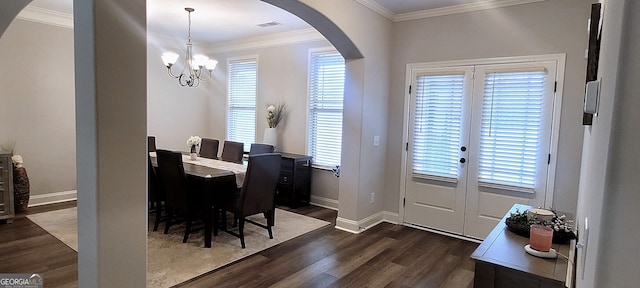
top-left (161, 8), bottom-right (217, 87)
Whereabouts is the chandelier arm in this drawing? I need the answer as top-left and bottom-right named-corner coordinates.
top-left (166, 66), bottom-right (181, 79)
top-left (178, 74), bottom-right (189, 87)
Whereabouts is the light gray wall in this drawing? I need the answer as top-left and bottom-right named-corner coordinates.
top-left (295, 0), bottom-right (393, 224)
top-left (577, 0), bottom-right (640, 286)
top-left (0, 0), bottom-right (31, 38)
top-left (209, 40), bottom-right (329, 153)
top-left (147, 44), bottom-right (212, 152)
top-left (208, 39), bottom-right (340, 201)
top-left (74, 0), bottom-right (147, 285)
top-left (597, 1), bottom-right (640, 285)
top-left (384, 0), bottom-right (592, 216)
top-left (0, 19), bottom-right (76, 196)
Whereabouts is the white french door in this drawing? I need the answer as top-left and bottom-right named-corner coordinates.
top-left (404, 57), bottom-right (560, 239)
top-left (404, 66), bottom-right (473, 235)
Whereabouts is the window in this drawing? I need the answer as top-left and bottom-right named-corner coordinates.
top-left (308, 49), bottom-right (345, 167)
top-left (412, 73), bottom-right (466, 180)
top-left (477, 70), bottom-right (548, 189)
top-left (227, 57), bottom-right (257, 151)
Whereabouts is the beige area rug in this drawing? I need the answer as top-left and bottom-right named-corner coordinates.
top-left (27, 207), bottom-right (330, 287)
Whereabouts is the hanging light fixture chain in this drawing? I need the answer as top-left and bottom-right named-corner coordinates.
top-left (187, 8), bottom-right (192, 44)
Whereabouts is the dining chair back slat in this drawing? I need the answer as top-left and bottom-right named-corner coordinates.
top-left (148, 136), bottom-right (157, 152)
top-left (249, 143), bottom-right (274, 156)
top-left (200, 138), bottom-right (220, 159)
top-left (221, 141), bottom-right (244, 164)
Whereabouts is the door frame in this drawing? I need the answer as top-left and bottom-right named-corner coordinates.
top-left (399, 54), bottom-right (567, 230)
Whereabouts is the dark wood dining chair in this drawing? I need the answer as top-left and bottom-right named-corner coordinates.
top-left (249, 143), bottom-right (274, 155)
top-left (148, 154), bottom-right (164, 231)
top-left (199, 138), bottom-right (219, 159)
top-left (219, 153), bottom-right (282, 248)
top-left (221, 140), bottom-right (244, 163)
top-left (155, 149), bottom-right (203, 243)
top-left (148, 136), bottom-right (156, 153)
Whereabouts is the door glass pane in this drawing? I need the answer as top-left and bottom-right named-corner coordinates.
top-left (478, 71), bottom-right (547, 189)
top-left (412, 74), bottom-right (464, 179)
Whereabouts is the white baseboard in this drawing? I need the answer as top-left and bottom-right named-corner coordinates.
top-left (404, 223), bottom-right (483, 243)
top-left (28, 190), bottom-right (77, 207)
top-left (335, 217), bottom-right (362, 233)
top-left (383, 211), bottom-right (400, 224)
top-left (334, 211), bottom-right (401, 234)
top-left (310, 195), bottom-right (339, 210)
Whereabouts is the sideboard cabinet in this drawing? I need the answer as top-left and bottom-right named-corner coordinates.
top-left (275, 153), bottom-right (312, 207)
top-left (471, 204), bottom-right (570, 288)
top-left (0, 152), bottom-right (14, 223)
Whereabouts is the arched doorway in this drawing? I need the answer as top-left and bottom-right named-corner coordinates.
top-left (0, 0), bottom-right (366, 286)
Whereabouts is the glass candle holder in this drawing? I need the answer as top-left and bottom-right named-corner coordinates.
top-left (530, 224), bottom-right (554, 252)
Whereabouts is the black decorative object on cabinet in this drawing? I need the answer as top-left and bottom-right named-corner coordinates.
top-left (275, 153), bottom-right (312, 207)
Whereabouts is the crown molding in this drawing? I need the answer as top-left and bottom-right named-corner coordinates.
top-left (394, 0), bottom-right (548, 22)
top-left (16, 6), bottom-right (73, 29)
top-left (208, 28), bottom-right (326, 54)
top-left (353, 0), bottom-right (395, 21)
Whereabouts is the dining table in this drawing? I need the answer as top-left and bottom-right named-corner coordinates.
top-left (150, 152), bottom-right (247, 248)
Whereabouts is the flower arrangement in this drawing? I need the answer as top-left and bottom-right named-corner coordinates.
top-left (187, 136), bottom-right (201, 153)
top-left (266, 102), bottom-right (285, 128)
top-left (12, 155), bottom-right (24, 168)
top-left (505, 208), bottom-right (576, 243)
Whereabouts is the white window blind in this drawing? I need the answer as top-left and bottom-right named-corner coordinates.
top-left (308, 50), bottom-right (345, 167)
top-left (478, 70), bottom-right (547, 190)
top-left (412, 73), bottom-right (465, 180)
top-left (227, 58), bottom-right (257, 151)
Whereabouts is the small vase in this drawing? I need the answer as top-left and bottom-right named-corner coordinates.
top-left (190, 145), bottom-right (198, 160)
top-left (263, 127), bottom-right (277, 150)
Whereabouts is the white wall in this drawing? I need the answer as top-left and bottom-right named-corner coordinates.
top-left (0, 19), bottom-right (76, 196)
top-left (207, 39), bottom-right (340, 201)
top-left (385, 0), bottom-right (592, 216)
top-left (294, 0), bottom-right (393, 226)
top-left (147, 44), bottom-right (212, 152)
top-left (576, 0), bottom-right (640, 286)
top-left (74, 0), bottom-right (147, 285)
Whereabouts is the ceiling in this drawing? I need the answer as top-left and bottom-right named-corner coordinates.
top-left (25, 0), bottom-right (491, 44)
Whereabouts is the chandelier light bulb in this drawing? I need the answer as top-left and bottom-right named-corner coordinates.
top-left (161, 52), bottom-right (179, 67)
top-left (205, 59), bottom-right (218, 70)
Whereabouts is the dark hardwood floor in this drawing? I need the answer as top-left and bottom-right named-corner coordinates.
top-left (0, 201), bottom-right (78, 288)
top-left (0, 202), bottom-right (478, 287)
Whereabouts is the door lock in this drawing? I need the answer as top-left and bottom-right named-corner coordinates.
top-left (461, 146), bottom-right (467, 152)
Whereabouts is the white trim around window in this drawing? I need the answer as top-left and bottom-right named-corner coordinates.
top-left (306, 47), bottom-right (346, 169)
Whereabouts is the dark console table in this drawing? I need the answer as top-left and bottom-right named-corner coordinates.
top-left (471, 204), bottom-right (571, 288)
top-left (275, 153), bottom-right (312, 207)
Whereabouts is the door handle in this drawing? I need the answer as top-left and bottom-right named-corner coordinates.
top-left (460, 158), bottom-right (466, 163)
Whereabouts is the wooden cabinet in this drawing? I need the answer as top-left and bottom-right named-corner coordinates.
top-left (471, 204), bottom-right (570, 288)
top-left (0, 152), bottom-right (14, 223)
top-left (275, 153), bottom-right (312, 207)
